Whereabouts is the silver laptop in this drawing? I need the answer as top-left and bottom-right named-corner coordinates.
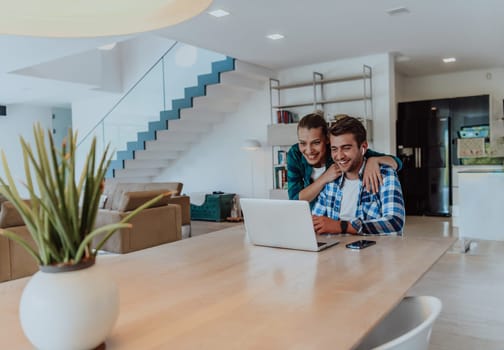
top-left (240, 198), bottom-right (339, 252)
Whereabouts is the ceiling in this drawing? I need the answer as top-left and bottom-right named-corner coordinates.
top-left (1, 0), bottom-right (503, 106)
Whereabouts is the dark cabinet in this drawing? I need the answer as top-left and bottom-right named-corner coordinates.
top-left (397, 101), bottom-right (429, 147)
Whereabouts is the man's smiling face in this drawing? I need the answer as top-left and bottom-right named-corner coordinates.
top-left (330, 133), bottom-right (367, 178)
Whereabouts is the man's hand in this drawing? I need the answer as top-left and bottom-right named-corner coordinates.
top-left (319, 164), bottom-right (342, 184)
top-left (363, 157), bottom-right (383, 194)
top-left (312, 215), bottom-right (340, 234)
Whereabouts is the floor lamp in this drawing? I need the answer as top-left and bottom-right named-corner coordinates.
top-left (242, 139), bottom-right (261, 198)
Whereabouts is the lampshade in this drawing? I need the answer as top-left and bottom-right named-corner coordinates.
top-left (242, 139), bottom-right (261, 151)
top-left (0, 0), bottom-right (212, 38)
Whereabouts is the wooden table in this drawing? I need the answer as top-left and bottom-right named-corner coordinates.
top-left (0, 226), bottom-right (455, 350)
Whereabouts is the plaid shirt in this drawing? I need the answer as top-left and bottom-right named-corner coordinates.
top-left (312, 159), bottom-right (405, 235)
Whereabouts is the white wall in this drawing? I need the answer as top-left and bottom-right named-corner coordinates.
top-left (397, 67), bottom-right (504, 120)
top-left (155, 86), bottom-right (272, 198)
top-left (0, 105), bottom-right (52, 196)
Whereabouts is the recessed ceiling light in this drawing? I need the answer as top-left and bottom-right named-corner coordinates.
top-left (208, 9), bottom-right (230, 17)
top-left (443, 57), bottom-right (456, 63)
top-left (266, 33), bottom-right (284, 40)
top-left (386, 7), bottom-right (410, 16)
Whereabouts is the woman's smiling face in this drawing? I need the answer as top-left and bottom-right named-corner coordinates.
top-left (297, 127), bottom-right (328, 168)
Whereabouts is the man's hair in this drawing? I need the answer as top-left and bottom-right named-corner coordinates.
top-left (328, 115), bottom-right (367, 146)
top-left (297, 111), bottom-right (327, 134)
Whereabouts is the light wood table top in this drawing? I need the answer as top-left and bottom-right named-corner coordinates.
top-left (0, 226), bottom-right (455, 350)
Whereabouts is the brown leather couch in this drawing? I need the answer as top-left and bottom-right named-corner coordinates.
top-left (0, 201), bottom-right (39, 282)
top-left (93, 182), bottom-right (190, 253)
top-left (102, 181), bottom-right (191, 236)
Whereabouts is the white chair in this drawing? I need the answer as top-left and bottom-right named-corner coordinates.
top-left (355, 296), bottom-right (442, 350)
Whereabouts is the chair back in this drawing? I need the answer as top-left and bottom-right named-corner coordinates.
top-left (355, 296), bottom-right (442, 350)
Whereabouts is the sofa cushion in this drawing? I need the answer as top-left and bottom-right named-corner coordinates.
top-left (0, 201), bottom-right (25, 228)
top-left (105, 182), bottom-right (183, 210)
top-left (116, 190), bottom-right (172, 212)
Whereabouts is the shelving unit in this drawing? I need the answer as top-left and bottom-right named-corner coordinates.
top-left (269, 66), bottom-right (372, 120)
top-left (266, 65), bottom-right (373, 199)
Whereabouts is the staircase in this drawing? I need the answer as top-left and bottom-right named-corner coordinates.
top-left (107, 58), bottom-right (273, 182)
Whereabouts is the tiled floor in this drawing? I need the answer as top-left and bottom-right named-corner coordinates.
top-left (191, 216), bottom-right (504, 350)
top-left (406, 216), bottom-right (504, 350)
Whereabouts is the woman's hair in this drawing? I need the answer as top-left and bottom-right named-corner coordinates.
top-left (328, 115), bottom-right (367, 146)
top-left (297, 111), bottom-right (327, 134)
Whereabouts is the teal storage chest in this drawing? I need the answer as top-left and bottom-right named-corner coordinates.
top-left (190, 193), bottom-right (235, 222)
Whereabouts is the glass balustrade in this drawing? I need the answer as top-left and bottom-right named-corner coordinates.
top-left (78, 42), bottom-right (226, 167)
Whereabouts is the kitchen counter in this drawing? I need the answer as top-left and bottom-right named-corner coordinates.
top-left (451, 165), bottom-right (503, 228)
top-left (453, 164), bottom-right (503, 171)
top-left (459, 169), bottom-right (504, 173)
top-left (458, 170), bottom-right (504, 241)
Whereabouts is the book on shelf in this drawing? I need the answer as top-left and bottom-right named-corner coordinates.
top-left (275, 166), bottom-right (288, 190)
top-left (277, 150), bottom-right (286, 165)
top-left (276, 110), bottom-right (298, 124)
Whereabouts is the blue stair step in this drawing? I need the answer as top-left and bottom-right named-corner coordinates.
top-left (148, 121), bottom-right (167, 135)
top-left (185, 85), bottom-right (206, 98)
top-left (172, 98), bottom-right (193, 110)
top-left (160, 110), bottom-right (180, 122)
top-left (198, 72), bottom-right (220, 86)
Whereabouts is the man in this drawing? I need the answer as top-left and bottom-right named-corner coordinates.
top-left (286, 112), bottom-right (402, 207)
top-left (311, 115), bottom-right (405, 235)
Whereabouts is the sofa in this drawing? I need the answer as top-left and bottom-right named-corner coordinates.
top-left (101, 181), bottom-right (191, 237)
top-left (93, 181), bottom-right (191, 253)
top-left (0, 200), bottom-right (39, 282)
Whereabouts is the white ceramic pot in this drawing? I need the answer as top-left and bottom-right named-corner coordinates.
top-left (19, 259), bottom-right (119, 350)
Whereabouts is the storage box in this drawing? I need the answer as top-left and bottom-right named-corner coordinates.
top-left (190, 193), bottom-right (235, 222)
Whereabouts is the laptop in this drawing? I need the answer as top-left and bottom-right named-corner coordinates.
top-left (240, 198), bottom-right (339, 252)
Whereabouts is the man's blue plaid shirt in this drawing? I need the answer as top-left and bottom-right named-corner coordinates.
top-left (312, 160), bottom-right (405, 235)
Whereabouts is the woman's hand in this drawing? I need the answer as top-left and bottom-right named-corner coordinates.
top-left (319, 164), bottom-right (342, 184)
top-left (363, 157), bottom-right (383, 193)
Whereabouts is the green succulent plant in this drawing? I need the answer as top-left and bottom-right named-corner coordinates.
top-left (0, 123), bottom-right (164, 266)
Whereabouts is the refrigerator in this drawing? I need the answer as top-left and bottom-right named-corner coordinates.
top-left (397, 100), bottom-right (451, 216)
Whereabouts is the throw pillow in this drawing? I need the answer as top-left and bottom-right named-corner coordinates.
top-left (117, 190), bottom-right (172, 212)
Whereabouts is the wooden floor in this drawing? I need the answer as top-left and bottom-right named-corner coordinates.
top-left (192, 216), bottom-right (504, 350)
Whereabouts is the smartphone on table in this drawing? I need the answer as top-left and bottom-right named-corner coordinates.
top-left (345, 240), bottom-right (376, 250)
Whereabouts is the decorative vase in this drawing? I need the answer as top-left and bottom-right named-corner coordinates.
top-left (19, 258), bottom-right (119, 350)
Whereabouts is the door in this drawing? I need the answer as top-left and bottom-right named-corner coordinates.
top-left (52, 107), bottom-right (72, 149)
top-left (397, 101), bottom-right (430, 215)
top-left (425, 109), bottom-right (450, 216)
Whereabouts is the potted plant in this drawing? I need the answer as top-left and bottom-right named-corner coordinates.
top-left (0, 124), bottom-right (166, 350)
